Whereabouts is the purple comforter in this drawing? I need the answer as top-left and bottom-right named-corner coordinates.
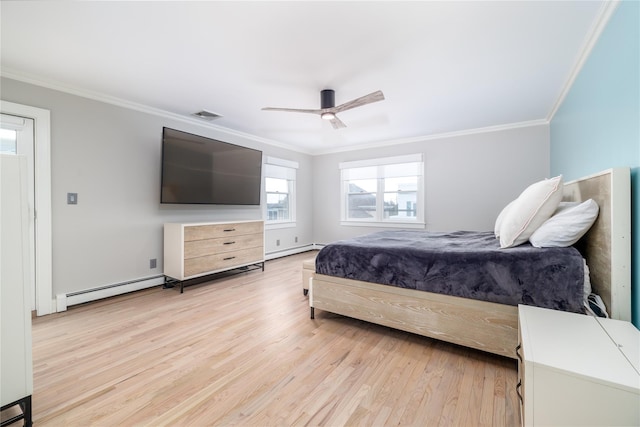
top-left (315, 230), bottom-right (585, 313)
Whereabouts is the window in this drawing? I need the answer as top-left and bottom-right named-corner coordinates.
top-left (264, 157), bottom-right (298, 228)
top-left (0, 128), bottom-right (17, 154)
top-left (340, 154), bottom-right (424, 227)
top-left (0, 113), bottom-right (25, 154)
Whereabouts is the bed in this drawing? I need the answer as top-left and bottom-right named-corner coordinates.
top-left (308, 168), bottom-right (631, 359)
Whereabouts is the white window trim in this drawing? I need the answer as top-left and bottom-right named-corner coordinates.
top-left (340, 154), bottom-right (425, 228)
top-left (338, 153), bottom-right (423, 170)
top-left (340, 221), bottom-right (426, 229)
top-left (265, 156), bottom-right (299, 169)
top-left (264, 156), bottom-right (298, 230)
top-left (266, 221), bottom-right (297, 230)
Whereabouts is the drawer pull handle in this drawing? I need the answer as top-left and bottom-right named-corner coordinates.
top-left (223, 241), bottom-right (236, 245)
top-left (516, 380), bottom-right (524, 402)
top-left (515, 343), bottom-right (523, 362)
top-left (516, 379), bottom-right (523, 402)
top-left (223, 228), bottom-right (236, 232)
top-left (223, 256), bottom-right (236, 261)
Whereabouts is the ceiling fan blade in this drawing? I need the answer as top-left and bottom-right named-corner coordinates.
top-left (329, 116), bottom-right (347, 129)
top-left (333, 90), bottom-right (385, 113)
top-left (261, 107), bottom-right (322, 115)
top-left (263, 89), bottom-right (384, 130)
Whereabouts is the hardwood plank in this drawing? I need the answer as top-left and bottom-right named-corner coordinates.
top-left (479, 354), bottom-right (497, 426)
top-left (404, 341), bottom-right (449, 425)
top-left (493, 361), bottom-right (507, 425)
top-left (28, 252), bottom-right (519, 426)
top-left (452, 352), bottom-right (483, 425)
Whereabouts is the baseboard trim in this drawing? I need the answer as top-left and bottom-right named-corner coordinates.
top-left (55, 246), bottom-right (328, 312)
top-left (56, 275), bottom-right (166, 312)
top-left (265, 244), bottom-right (317, 260)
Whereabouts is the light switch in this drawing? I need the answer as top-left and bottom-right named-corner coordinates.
top-left (67, 193), bottom-right (78, 205)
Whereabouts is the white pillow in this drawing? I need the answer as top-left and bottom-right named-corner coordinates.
top-left (529, 199), bottom-right (599, 247)
top-left (494, 200), bottom-right (515, 239)
top-left (552, 201), bottom-right (580, 214)
top-left (499, 175), bottom-right (563, 248)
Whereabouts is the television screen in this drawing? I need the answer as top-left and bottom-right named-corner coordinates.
top-left (161, 127), bottom-right (263, 205)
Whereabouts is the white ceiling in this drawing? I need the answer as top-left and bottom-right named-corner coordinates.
top-left (1, 1), bottom-right (609, 154)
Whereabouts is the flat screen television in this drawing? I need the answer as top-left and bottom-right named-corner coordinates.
top-left (161, 127), bottom-right (263, 205)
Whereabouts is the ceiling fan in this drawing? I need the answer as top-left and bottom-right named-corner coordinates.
top-left (262, 89), bottom-right (385, 129)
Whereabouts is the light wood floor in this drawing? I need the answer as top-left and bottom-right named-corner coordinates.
top-left (28, 252), bottom-right (519, 426)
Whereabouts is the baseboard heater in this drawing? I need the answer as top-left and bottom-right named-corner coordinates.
top-left (57, 245), bottom-right (326, 312)
top-left (56, 275), bottom-right (165, 312)
top-left (264, 244), bottom-right (319, 260)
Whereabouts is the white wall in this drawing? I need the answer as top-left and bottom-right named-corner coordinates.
top-left (1, 77), bottom-right (313, 298)
top-left (312, 125), bottom-right (550, 244)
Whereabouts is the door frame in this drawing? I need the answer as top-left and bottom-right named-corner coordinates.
top-left (1, 100), bottom-right (52, 316)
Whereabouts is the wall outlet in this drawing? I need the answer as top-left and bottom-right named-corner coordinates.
top-left (276, 239), bottom-right (280, 246)
top-left (67, 193), bottom-right (78, 205)
top-left (295, 236), bottom-right (298, 243)
top-left (150, 258), bottom-right (157, 269)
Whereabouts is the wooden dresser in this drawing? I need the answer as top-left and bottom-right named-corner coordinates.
top-left (164, 220), bottom-right (264, 291)
top-left (517, 304), bottom-right (639, 426)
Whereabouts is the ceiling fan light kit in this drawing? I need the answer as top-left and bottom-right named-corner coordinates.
top-left (262, 89), bottom-right (384, 130)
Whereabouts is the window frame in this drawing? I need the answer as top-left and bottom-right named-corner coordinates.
top-left (339, 154), bottom-right (425, 228)
top-left (263, 156), bottom-right (298, 230)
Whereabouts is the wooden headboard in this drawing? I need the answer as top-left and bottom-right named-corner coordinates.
top-left (563, 168), bottom-right (631, 321)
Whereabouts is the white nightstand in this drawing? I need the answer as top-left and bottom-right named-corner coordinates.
top-left (517, 304), bottom-right (639, 426)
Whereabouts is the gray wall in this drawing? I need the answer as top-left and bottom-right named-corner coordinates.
top-left (312, 125), bottom-right (550, 244)
top-left (1, 77), bottom-right (313, 297)
top-left (2, 76), bottom-right (550, 300)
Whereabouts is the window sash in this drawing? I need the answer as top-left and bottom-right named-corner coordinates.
top-left (266, 190), bottom-right (290, 221)
top-left (341, 155), bottom-right (423, 225)
top-left (264, 158), bottom-right (297, 225)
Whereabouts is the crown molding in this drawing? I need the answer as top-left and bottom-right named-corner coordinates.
top-left (310, 119), bottom-right (549, 155)
top-left (2, 68), bottom-right (547, 157)
top-left (547, 0), bottom-right (621, 122)
top-left (0, 68), bottom-right (313, 155)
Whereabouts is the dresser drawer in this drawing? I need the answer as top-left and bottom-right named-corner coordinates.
top-left (184, 221), bottom-right (263, 241)
top-left (184, 233), bottom-right (263, 259)
top-left (184, 246), bottom-right (264, 278)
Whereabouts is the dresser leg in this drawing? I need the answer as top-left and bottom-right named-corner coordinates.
top-left (0, 395), bottom-right (32, 427)
top-left (23, 395), bottom-right (32, 427)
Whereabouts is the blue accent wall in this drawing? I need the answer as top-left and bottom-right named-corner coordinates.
top-left (551, 1), bottom-right (639, 327)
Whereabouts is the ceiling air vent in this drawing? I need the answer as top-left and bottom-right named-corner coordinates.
top-left (193, 110), bottom-right (222, 121)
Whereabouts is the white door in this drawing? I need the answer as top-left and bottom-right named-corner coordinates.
top-left (1, 113), bottom-right (36, 310)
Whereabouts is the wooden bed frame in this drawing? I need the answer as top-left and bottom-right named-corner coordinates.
top-left (309, 168), bottom-right (631, 359)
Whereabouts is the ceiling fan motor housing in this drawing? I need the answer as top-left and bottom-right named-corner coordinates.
top-left (321, 89), bottom-right (335, 109)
